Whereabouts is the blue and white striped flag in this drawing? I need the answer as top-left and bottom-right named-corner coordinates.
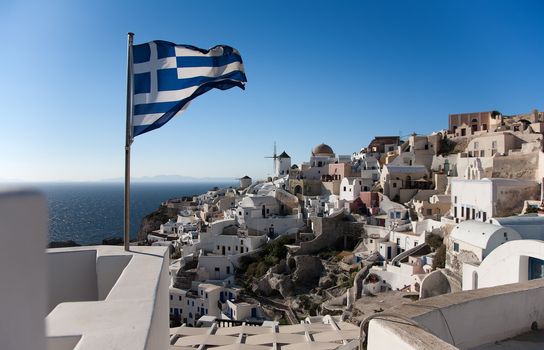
top-left (131, 40), bottom-right (246, 137)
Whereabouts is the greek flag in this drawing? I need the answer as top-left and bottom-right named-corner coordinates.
top-left (131, 40), bottom-right (246, 137)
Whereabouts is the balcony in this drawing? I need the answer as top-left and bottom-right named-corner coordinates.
top-left (0, 188), bottom-right (170, 350)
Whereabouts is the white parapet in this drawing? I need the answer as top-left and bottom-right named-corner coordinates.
top-left (0, 188), bottom-right (48, 350)
top-left (0, 187), bottom-right (171, 350)
top-left (46, 245), bottom-right (170, 350)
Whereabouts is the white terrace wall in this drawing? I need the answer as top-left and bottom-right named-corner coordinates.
top-left (0, 189), bottom-right (48, 350)
top-left (368, 279), bottom-right (544, 349)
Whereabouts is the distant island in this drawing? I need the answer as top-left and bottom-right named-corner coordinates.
top-left (98, 174), bottom-right (239, 183)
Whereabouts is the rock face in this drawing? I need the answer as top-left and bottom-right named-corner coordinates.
top-left (102, 237), bottom-right (123, 245)
top-left (253, 255), bottom-right (325, 298)
top-left (270, 274), bottom-right (295, 297)
top-left (48, 240), bottom-right (81, 248)
top-left (292, 255), bottom-right (324, 288)
top-left (137, 205), bottom-right (177, 241)
top-left (254, 272), bottom-right (295, 298)
top-left (319, 274), bottom-right (336, 289)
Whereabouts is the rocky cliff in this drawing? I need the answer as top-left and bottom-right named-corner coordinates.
top-left (137, 205), bottom-right (178, 241)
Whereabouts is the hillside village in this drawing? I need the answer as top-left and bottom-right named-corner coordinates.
top-left (139, 108), bottom-right (544, 329)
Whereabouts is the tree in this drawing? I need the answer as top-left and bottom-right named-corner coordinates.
top-left (432, 244), bottom-right (446, 269)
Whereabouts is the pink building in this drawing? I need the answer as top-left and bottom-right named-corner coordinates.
top-left (360, 192), bottom-right (380, 215)
top-left (325, 163), bottom-right (353, 181)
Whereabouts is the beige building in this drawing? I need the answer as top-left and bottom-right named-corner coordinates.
top-left (448, 110), bottom-right (502, 136)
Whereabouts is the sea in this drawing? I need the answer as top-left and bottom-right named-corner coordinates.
top-left (30, 182), bottom-right (236, 245)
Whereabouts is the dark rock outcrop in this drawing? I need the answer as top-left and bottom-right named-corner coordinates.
top-left (292, 255), bottom-right (324, 288)
top-left (47, 240), bottom-right (81, 248)
top-left (102, 237), bottom-right (123, 245)
top-left (137, 205), bottom-right (177, 241)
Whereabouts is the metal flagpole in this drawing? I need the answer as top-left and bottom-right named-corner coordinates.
top-left (124, 32), bottom-right (134, 251)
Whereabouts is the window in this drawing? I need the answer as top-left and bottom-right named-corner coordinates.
top-left (454, 196), bottom-right (457, 204)
top-left (492, 141), bottom-right (497, 149)
top-left (453, 242), bottom-right (459, 252)
top-left (217, 245), bottom-right (220, 250)
top-left (200, 290), bottom-right (203, 295)
top-left (396, 238), bottom-right (400, 245)
top-left (238, 211), bottom-right (242, 216)
top-left (227, 266), bottom-right (231, 274)
top-left (235, 246), bottom-right (238, 251)
top-left (178, 296), bottom-right (181, 301)
top-left (228, 246), bottom-right (231, 251)
top-left (483, 212), bottom-right (487, 222)
top-left (343, 186), bottom-right (346, 191)
top-left (205, 293), bottom-right (208, 299)
top-left (393, 182), bottom-right (397, 188)
top-left (474, 142), bottom-right (479, 149)
top-left (480, 150), bottom-right (485, 157)
top-left (414, 241), bottom-right (418, 247)
top-left (170, 295), bottom-right (173, 300)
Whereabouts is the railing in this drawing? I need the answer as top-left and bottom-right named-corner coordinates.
top-left (215, 318), bottom-right (264, 327)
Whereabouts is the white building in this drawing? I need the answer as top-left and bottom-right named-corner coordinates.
top-left (450, 177), bottom-right (539, 223)
top-left (275, 151), bottom-right (291, 177)
top-left (339, 177), bottom-right (364, 201)
top-left (300, 143), bottom-right (337, 180)
top-left (235, 194), bottom-right (303, 236)
top-left (200, 219), bottom-right (267, 256)
top-left (463, 239), bottom-right (544, 291)
top-left (446, 220), bottom-right (521, 277)
top-left (169, 282), bottom-right (242, 326)
top-left (380, 164), bottom-right (430, 202)
top-left (359, 155), bottom-right (381, 184)
top-left (239, 175), bottom-right (252, 189)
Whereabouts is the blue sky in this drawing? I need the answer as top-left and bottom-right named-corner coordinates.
top-left (1, 0), bottom-right (543, 181)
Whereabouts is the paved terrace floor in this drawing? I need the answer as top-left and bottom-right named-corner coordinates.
top-left (169, 316), bottom-right (360, 349)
